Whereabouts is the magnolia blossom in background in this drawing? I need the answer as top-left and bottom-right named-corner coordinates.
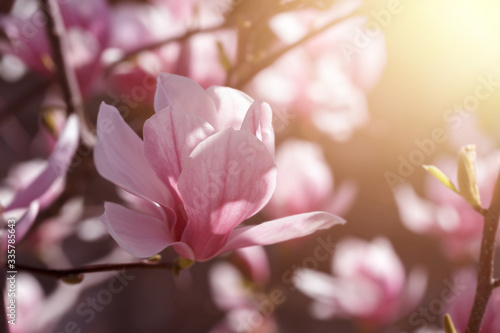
top-left (0, 0), bottom-right (110, 94)
top-left (394, 151), bottom-right (500, 259)
top-left (0, 114), bottom-right (79, 250)
top-left (231, 245), bottom-right (271, 286)
top-left (446, 269), bottom-right (500, 333)
top-left (4, 273), bottom-right (45, 333)
top-left (209, 246), bottom-right (276, 333)
top-left (246, 1), bottom-right (386, 141)
top-left (156, 0), bottom-right (236, 24)
top-left (95, 73), bottom-right (344, 262)
top-left (105, 0), bottom-right (237, 105)
top-left (294, 237), bottom-right (426, 327)
top-left (3, 249), bottom-right (137, 333)
top-left (104, 1), bottom-right (182, 106)
top-left (264, 139), bottom-right (356, 220)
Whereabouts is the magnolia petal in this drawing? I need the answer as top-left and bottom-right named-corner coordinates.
top-left (399, 266), bottom-right (428, 316)
top-left (94, 103), bottom-right (172, 207)
top-left (101, 202), bottom-right (173, 258)
top-left (205, 85), bottom-right (253, 131)
top-left (178, 129), bottom-right (276, 260)
top-left (240, 101), bottom-right (275, 157)
top-left (393, 184), bottom-right (437, 234)
top-left (143, 105), bottom-right (215, 187)
top-left (6, 114), bottom-right (80, 211)
top-left (233, 246), bottom-right (270, 285)
top-left (323, 179), bottom-right (358, 216)
top-left (14, 200), bottom-right (40, 243)
top-left (155, 73), bottom-right (218, 127)
top-left (217, 212), bottom-right (345, 255)
top-left (209, 262), bottom-right (249, 311)
top-left (2, 200), bottom-right (40, 251)
top-left (294, 268), bottom-right (338, 302)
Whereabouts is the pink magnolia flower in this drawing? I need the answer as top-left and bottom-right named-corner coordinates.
top-left (294, 237), bottom-right (426, 327)
top-left (264, 139), bottom-right (356, 220)
top-left (95, 73), bottom-right (344, 262)
top-left (246, 2), bottom-right (386, 141)
top-left (394, 151), bottom-right (500, 260)
top-left (209, 248), bottom-right (276, 333)
top-left (0, 0), bottom-right (110, 94)
top-left (1, 114), bottom-right (79, 250)
top-left (446, 269), bottom-right (500, 333)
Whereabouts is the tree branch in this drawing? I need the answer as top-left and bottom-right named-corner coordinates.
top-left (228, 8), bottom-right (361, 89)
top-left (39, 0), bottom-right (95, 146)
top-left (105, 23), bottom-right (226, 75)
top-left (466, 168), bottom-right (500, 333)
top-left (16, 261), bottom-right (175, 279)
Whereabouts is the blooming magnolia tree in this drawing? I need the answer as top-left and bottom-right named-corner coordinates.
top-left (1, 0), bottom-right (500, 332)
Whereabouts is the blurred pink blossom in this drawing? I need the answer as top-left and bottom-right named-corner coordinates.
top-left (0, 114), bottom-right (79, 250)
top-left (394, 151), bottom-right (500, 260)
top-left (0, 0), bottom-right (110, 94)
top-left (246, 2), bottom-right (386, 141)
top-left (264, 139), bottom-right (356, 220)
top-left (30, 108), bottom-right (68, 157)
top-left (2, 114), bottom-right (79, 212)
top-left (4, 273), bottom-right (45, 333)
top-left (105, 1), bottom-right (236, 105)
top-left (294, 237), bottom-right (426, 327)
top-left (209, 255), bottom-right (276, 333)
top-left (95, 73), bottom-right (344, 262)
top-left (232, 246), bottom-right (271, 286)
top-left (446, 269), bottom-right (500, 333)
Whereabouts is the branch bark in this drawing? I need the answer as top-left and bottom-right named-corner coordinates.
top-left (228, 8), bottom-right (361, 89)
top-left (465, 169), bottom-right (500, 332)
top-left (16, 261), bottom-right (174, 279)
top-left (39, 0), bottom-right (95, 146)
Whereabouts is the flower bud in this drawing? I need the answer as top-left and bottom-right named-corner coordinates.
top-left (173, 257), bottom-right (194, 276)
top-left (457, 145), bottom-right (483, 212)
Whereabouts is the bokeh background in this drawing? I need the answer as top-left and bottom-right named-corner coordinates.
top-left (2, 0), bottom-right (500, 332)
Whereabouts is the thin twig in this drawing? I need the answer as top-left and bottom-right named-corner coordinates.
top-left (39, 0), bottom-right (96, 146)
top-left (105, 23), bottom-right (226, 75)
top-left (229, 8), bottom-right (362, 89)
top-left (16, 261), bottom-right (174, 279)
top-left (466, 169), bottom-right (500, 333)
